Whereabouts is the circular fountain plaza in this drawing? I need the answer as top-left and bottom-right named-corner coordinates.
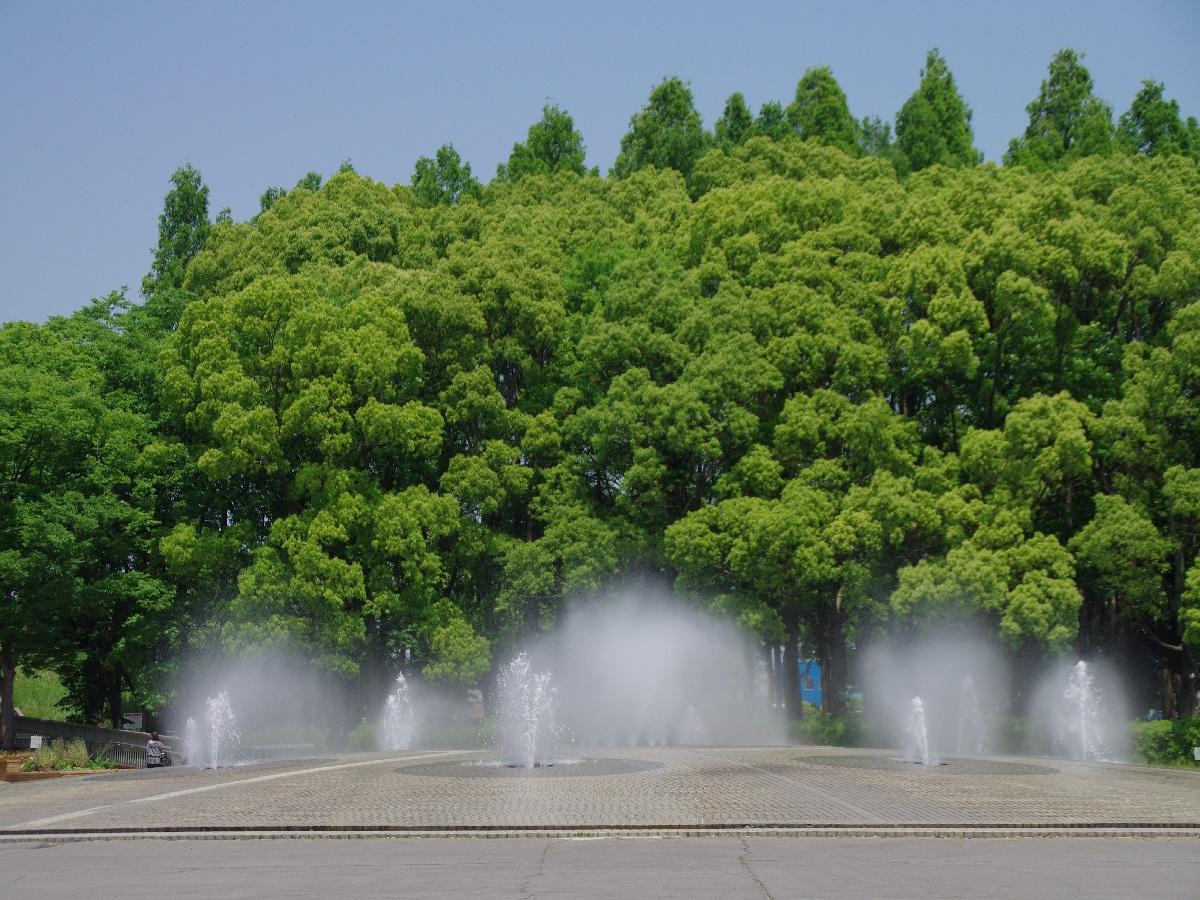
top-left (2, 648), bottom-right (1200, 840)
top-left (3, 600), bottom-right (1198, 841)
top-left (1, 745), bottom-right (1199, 838)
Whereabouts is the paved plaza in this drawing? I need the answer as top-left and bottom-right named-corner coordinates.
top-left (1, 746), bottom-right (1198, 834)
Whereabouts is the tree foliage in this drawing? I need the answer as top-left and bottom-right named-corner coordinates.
top-left (5, 59), bottom-right (1200, 742)
top-left (612, 77), bottom-right (710, 178)
top-left (498, 104), bottom-right (588, 180)
top-left (1117, 80), bottom-right (1200, 160)
top-left (895, 49), bottom-right (979, 172)
top-left (1005, 49), bottom-right (1115, 168)
top-left (786, 67), bottom-right (859, 156)
top-left (143, 164), bottom-right (211, 297)
top-left (412, 144), bottom-right (482, 206)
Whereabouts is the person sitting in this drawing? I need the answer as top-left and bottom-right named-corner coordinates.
top-left (145, 731), bottom-right (167, 768)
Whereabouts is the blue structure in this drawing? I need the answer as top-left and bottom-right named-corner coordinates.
top-left (798, 660), bottom-right (823, 708)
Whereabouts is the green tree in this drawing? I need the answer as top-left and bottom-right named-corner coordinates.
top-left (411, 144), bottom-right (482, 206)
top-left (0, 327), bottom-right (101, 746)
top-left (714, 92), bottom-right (754, 149)
top-left (1117, 80), bottom-right (1200, 159)
top-left (612, 77), bottom-right (710, 178)
top-left (1005, 49), bottom-right (1114, 168)
top-left (856, 116), bottom-right (894, 160)
top-left (895, 49), bottom-right (979, 171)
top-left (295, 170), bottom-right (323, 192)
top-left (786, 66), bottom-right (858, 156)
top-left (497, 104), bottom-right (587, 179)
top-left (142, 163), bottom-right (211, 296)
top-left (752, 101), bottom-right (790, 141)
top-left (0, 322), bottom-right (171, 739)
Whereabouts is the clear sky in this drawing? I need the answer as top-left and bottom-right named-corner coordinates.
top-left (2, 0), bottom-right (1197, 323)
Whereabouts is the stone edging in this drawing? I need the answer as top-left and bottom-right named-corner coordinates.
top-left (3, 822), bottom-right (1199, 842)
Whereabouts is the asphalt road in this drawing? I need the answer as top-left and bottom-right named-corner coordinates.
top-left (3, 836), bottom-right (1197, 899)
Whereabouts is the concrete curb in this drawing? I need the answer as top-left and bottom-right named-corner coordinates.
top-left (3, 824), bottom-right (1199, 842)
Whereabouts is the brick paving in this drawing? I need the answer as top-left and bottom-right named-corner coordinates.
top-left (1, 746), bottom-right (1198, 831)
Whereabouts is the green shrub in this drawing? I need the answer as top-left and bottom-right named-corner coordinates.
top-left (419, 718), bottom-right (491, 749)
top-left (21, 738), bottom-right (95, 771)
top-left (789, 713), bottom-right (866, 747)
top-left (997, 715), bottom-right (1032, 755)
top-left (241, 724), bottom-right (331, 753)
top-left (348, 722), bottom-right (377, 752)
top-left (1130, 717), bottom-right (1200, 767)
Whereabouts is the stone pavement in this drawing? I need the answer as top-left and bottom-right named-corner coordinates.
top-left (1, 746), bottom-right (1198, 832)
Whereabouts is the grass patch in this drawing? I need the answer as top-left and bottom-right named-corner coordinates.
top-left (12, 670), bottom-right (72, 721)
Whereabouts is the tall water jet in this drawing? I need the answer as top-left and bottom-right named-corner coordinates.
top-left (496, 652), bottom-right (560, 767)
top-left (1064, 660), bottom-right (1104, 761)
top-left (183, 717), bottom-right (199, 766)
top-left (548, 591), bottom-right (785, 746)
top-left (1029, 657), bottom-right (1128, 760)
top-left (205, 692), bottom-right (240, 768)
top-left (861, 632), bottom-right (1007, 759)
top-left (957, 674), bottom-right (984, 754)
top-left (676, 704), bottom-right (705, 745)
top-left (381, 672), bottom-right (417, 751)
top-left (907, 697), bottom-right (931, 765)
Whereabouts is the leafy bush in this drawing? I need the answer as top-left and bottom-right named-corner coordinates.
top-left (237, 724), bottom-right (332, 755)
top-left (790, 713), bottom-right (867, 747)
top-left (20, 738), bottom-right (110, 771)
top-left (1130, 717), bottom-right (1200, 767)
top-left (348, 722), bottom-right (377, 752)
top-left (996, 715), bottom-right (1032, 755)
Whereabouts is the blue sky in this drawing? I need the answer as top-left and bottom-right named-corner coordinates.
top-left (2, 0), bottom-right (1197, 323)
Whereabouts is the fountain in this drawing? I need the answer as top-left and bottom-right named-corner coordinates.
top-left (381, 672), bottom-right (417, 751)
top-left (1064, 660), bottom-right (1104, 761)
top-left (205, 692), bottom-right (241, 768)
top-left (548, 592), bottom-right (785, 746)
top-left (956, 674), bottom-right (984, 754)
top-left (496, 652), bottom-right (561, 767)
top-left (676, 704), bottom-right (705, 745)
top-left (183, 717), bottom-right (199, 766)
top-left (906, 697), bottom-right (931, 765)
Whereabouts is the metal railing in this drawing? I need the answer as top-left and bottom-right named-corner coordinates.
top-left (11, 716), bottom-right (176, 768)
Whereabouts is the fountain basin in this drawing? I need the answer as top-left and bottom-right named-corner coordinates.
top-left (396, 757), bottom-right (663, 779)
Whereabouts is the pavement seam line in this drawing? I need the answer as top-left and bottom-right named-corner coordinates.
top-left (678, 748), bottom-right (884, 822)
top-left (738, 835), bottom-right (774, 899)
top-left (7, 751), bottom-right (469, 830)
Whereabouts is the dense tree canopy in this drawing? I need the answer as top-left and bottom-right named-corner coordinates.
top-left (4, 50), bottom-right (1200, 745)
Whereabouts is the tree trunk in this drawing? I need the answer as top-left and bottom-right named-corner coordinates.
top-left (1181, 646), bottom-right (1197, 718)
top-left (0, 641), bottom-right (15, 751)
top-left (818, 590), bottom-right (848, 718)
top-left (108, 670), bottom-right (123, 731)
top-left (1167, 547), bottom-right (1192, 717)
top-left (760, 641), bottom-right (774, 713)
top-left (1162, 667), bottom-right (1176, 721)
top-left (782, 610), bottom-right (802, 721)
